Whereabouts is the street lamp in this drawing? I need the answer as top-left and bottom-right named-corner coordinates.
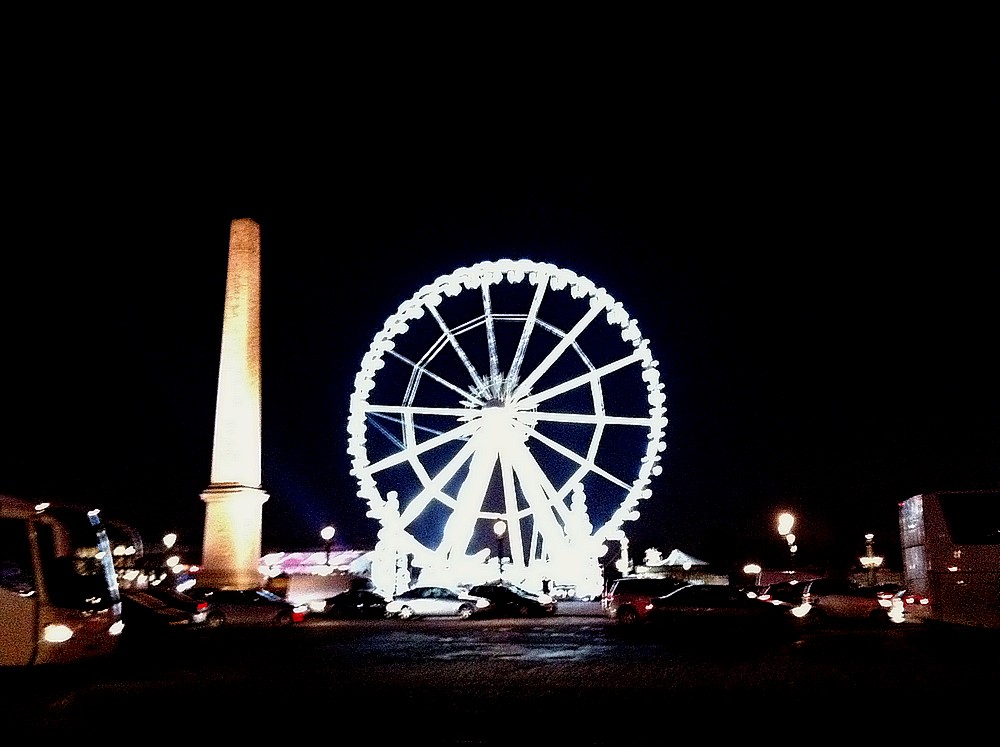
top-left (743, 563), bottom-right (763, 587)
top-left (493, 520), bottom-right (507, 577)
top-left (321, 525), bottom-right (336, 566)
top-left (861, 533), bottom-right (884, 586)
top-left (777, 513), bottom-right (797, 569)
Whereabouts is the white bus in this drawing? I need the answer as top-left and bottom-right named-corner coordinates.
top-left (898, 489), bottom-right (1000, 629)
top-left (1, 494), bottom-right (124, 666)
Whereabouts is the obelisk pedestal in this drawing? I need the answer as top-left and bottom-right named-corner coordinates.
top-left (199, 218), bottom-right (268, 590)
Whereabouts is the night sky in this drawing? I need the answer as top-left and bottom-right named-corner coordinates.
top-left (2, 41), bottom-right (995, 576)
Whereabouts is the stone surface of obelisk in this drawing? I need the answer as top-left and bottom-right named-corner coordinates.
top-left (199, 218), bottom-right (268, 590)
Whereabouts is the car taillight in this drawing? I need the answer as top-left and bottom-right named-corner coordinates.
top-left (196, 602), bottom-right (209, 612)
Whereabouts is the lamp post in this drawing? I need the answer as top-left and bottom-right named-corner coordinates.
top-left (777, 512), bottom-right (797, 570)
top-left (321, 525), bottom-right (336, 566)
top-left (743, 563), bottom-right (763, 588)
top-left (860, 533), bottom-right (883, 587)
top-left (493, 520), bottom-right (507, 578)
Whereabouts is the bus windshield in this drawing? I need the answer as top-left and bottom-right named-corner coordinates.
top-left (38, 504), bottom-right (121, 611)
top-left (1, 496), bottom-right (124, 666)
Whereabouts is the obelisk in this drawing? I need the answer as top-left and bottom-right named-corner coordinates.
top-left (199, 218), bottom-right (268, 590)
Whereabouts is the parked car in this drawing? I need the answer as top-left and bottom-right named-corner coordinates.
top-left (602, 576), bottom-right (687, 624)
top-left (754, 580), bottom-right (813, 620)
top-left (121, 586), bottom-right (217, 634)
top-left (645, 583), bottom-right (797, 636)
top-left (551, 584), bottom-right (578, 601)
top-left (466, 582), bottom-right (557, 617)
top-left (385, 586), bottom-right (493, 620)
top-left (186, 587), bottom-right (308, 626)
top-left (550, 584), bottom-right (597, 601)
top-left (798, 578), bottom-right (892, 626)
top-left (312, 587), bottom-right (389, 619)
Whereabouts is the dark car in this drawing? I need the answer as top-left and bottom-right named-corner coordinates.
top-left (121, 586), bottom-right (218, 634)
top-left (313, 587), bottom-right (389, 619)
top-left (799, 578), bottom-right (893, 626)
top-left (645, 583), bottom-right (796, 636)
top-left (466, 582), bottom-right (558, 617)
top-left (754, 579), bottom-right (813, 621)
top-left (186, 587), bottom-right (309, 626)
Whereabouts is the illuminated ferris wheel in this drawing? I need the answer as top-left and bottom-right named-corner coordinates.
top-left (347, 259), bottom-right (667, 593)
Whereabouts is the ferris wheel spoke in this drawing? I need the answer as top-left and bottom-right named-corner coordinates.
top-left (362, 418), bottom-right (479, 475)
top-left (482, 283), bottom-right (501, 385)
top-left (427, 303), bottom-right (488, 395)
top-left (365, 414), bottom-right (406, 450)
top-left (397, 432), bottom-right (484, 528)
top-left (498, 452), bottom-right (525, 568)
top-left (524, 423), bottom-right (632, 491)
top-left (508, 420), bottom-right (585, 522)
top-left (387, 349), bottom-right (487, 408)
top-left (505, 275), bottom-right (548, 399)
top-left (517, 350), bottom-right (646, 410)
top-left (439, 435), bottom-right (499, 557)
top-left (365, 404), bottom-right (483, 419)
top-left (509, 302), bottom-right (604, 402)
top-left (367, 410), bottom-right (471, 445)
top-left (530, 411), bottom-right (660, 427)
top-left (505, 440), bottom-right (571, 555)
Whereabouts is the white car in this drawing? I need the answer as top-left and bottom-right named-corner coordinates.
top-left (386, 586), bottom-right (493, 619)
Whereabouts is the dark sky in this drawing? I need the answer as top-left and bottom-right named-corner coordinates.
top-left (2, 41), bottom-right (995, 575)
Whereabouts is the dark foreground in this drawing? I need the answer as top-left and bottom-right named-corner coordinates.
top-left (7, 606), bottom-right (999, 744)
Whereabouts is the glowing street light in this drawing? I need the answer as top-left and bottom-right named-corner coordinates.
top-left (493, 520), bottom-right (507, 577)
top-left (861, 532), bottom-right (883, 586)
top-left (743, 563), bottom-right (763, 587)
top-left (162, 532), bottom-right (177, 550)
top-left (321, 525), bottom-right (336, 566)
top-left (777, 513), bottom-right (797, 568)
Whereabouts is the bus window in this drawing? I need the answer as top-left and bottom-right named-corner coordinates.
top-left (938, 492), bottom-right (1000, 544)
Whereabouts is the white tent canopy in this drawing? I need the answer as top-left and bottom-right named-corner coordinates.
top-left (661, 549), bottom-right (708, 567)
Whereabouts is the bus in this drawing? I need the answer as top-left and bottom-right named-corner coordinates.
top-left (1, 494), bottom-right (125, 666)
top-left (898, 489), bottom-right (1000, 629)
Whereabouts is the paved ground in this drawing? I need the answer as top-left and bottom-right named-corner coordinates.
top-left (555, 600), bottom-right (603, 616)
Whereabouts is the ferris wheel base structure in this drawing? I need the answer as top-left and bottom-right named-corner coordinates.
top-left (348, 259), bottom-right (668, 598)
